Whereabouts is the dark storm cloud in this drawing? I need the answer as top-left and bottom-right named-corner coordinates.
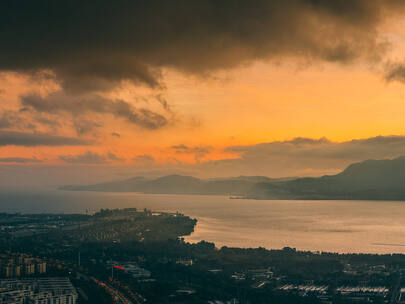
top-left (0, 157), bottom-right (42, 163)
top-left (0, 131), bottom-right (88, 146)
top-left (1, 0), bottom-right (404, 92)
top-left (59, 151), bottom-right (124, 164)
top-left (384, 61), bottom-right (405, 83)
top-left (21, 92), bottom-right (168, 130)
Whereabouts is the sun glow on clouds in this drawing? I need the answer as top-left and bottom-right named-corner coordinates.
top-left (2, 1), bottom-right (405, 180)
top-left (3, 58), bottom-right (405, 171)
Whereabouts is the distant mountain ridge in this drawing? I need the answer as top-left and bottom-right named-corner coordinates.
top-left (61, 157), bottom-right (405, 200)
top-left (248, 156), bottom-right (405, 200)
top-left (60, 174), bottom-right (282, 196)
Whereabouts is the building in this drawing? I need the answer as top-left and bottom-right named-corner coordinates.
top-left (176, 258), bottom-right (193, 266)
top-left (1, 266), bottom-right (20, 278)
top-left (0, 253), bottom-right (47, 278)
top-left (13, 266), bottom-right (20, 277)
top-left (24, 264), bottom-right (35, 275)
top-left (2, 266), bottom-right (13, 278)
top-left (115, 263), bottom-right (151, 278)
top-left (36, 262), bottom-right (46, 274)
top-left (0, 277), bottom-right (78, 304)
top-left (23, 257), bottom-right (33, 265)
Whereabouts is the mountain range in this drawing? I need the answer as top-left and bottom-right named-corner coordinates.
top-left (61, 156), bottom-right (405, 200)
top-left (61, 175), bottom-right (284, 195)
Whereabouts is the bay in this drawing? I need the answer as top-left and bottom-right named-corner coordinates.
top-left (1, 189), bottom-right (405, 254)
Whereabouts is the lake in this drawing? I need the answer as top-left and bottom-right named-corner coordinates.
top-left (1, 189), bottom-right (405, 254)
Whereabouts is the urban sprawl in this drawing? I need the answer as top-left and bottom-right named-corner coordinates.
top-left (1, 209), bottom-right (405, 303)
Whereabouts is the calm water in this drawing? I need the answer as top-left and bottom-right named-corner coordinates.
top-left (1, 189), bottom-right (405, 254)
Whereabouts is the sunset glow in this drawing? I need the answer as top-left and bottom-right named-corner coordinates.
top-left (2, 1), bottom-right (405, 185)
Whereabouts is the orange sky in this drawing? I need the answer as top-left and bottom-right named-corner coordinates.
top-left (132, 60), bottom-right (405, 166)
top-left (2, 8), bottom-right (405, 179)
top-left (3, 58), bottom-right (405, 166)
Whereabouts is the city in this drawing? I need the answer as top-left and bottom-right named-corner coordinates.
top-left (2, 209), bottom-right (405, 303)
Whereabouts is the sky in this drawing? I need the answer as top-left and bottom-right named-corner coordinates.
top-left (3, 1), bottom-right (405, 186)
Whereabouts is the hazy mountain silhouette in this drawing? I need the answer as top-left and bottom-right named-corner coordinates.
top-left (61, 157), bottom-right (405, 200)
top-left (249, 156), bottom-right (405, 200)
top-left (61, 174), bottom-right (279, 195)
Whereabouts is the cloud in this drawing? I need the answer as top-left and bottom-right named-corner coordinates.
top-left (6, 135), bottom-right (405, 184)
top-left (107, 152), bottom-right (124, 162)
top-left (0, 112), bottom-right (21, 129)
top-left (133, 154), bottom-right (155, 164)
top-left (35, 116), bottom-right (61, 129)
top-left (171, 144), bottom-right (189, 151)
top-left (384, 61), bottom-right (405, 83)
top-left (73, 119), bottom-right (102, 136)
top-left (0, 111), bottom-right (35, 130)
top-left (21, 92), bottom-right (169, 130)
top-left (59, 151), bottom-right (124, 164)
top-left (111, 132), bottom-right (121, 138)
top-left (1, 0), bottom-right (404, 93)
top-left (0, 131), bottom-right (88, 147)
top-left (195, 135), bottom-right (405, 177)
top-left (227, 136), bottom-right (405, 160)
top-left (171, 144), bottom-right (212, 162)
top-left (0, 110), bottom-right (65, 133)
top-left (155, 95), bottom-right (172, 112)
top-left (0, 157), bottom-right (42, 163)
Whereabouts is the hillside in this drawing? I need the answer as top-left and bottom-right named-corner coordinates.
top-left (248, 157), bottom-right (405, 200)
top-left (61, 157), bottom-right (405, 200)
